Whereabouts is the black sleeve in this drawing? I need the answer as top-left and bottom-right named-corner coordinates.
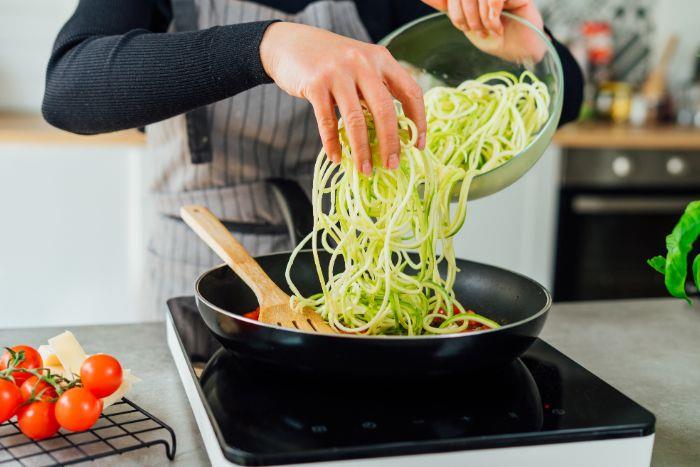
top-left (549, 33), bottom-right (583, 126)
top-left (42, 0), bottom-right (278, 135)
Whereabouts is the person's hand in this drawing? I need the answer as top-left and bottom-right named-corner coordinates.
top-left (259, 22), bottom-right (426, 175)
top-left (422, 0), bottom-right (547, 63)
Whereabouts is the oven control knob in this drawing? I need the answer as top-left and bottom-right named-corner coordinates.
top-left (666, 156), bottom-right (686, 176)
top-left (612, 156), bottom-right (632, 177)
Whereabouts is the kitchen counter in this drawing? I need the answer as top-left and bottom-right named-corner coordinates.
top-left (553, 122), bottom-right (700, 150)
top-left (2, 297), bottom-right (698, 466)
top-left (0, 112), bottom-right (145, 146)
top-left (541, 298), bottom-right (700, 467)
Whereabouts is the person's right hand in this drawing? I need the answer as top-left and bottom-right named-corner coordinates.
top-left (422, 0), bottom-right (546, 63)
top-left (259, 22), bottom-right (426, 176)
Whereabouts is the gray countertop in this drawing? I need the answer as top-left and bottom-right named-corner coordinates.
top-left (2, 297), bottom-right (698, 466)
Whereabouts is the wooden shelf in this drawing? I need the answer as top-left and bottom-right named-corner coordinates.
top-left (5, 113), bottom-right (700, 152)
top-left (553, 122), bottom-right (700, 151)
top-left (0, 112), bottom-right (146, 146)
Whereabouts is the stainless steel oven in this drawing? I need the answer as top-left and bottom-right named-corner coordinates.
top-left (553, 148), bottom-right (700, 301)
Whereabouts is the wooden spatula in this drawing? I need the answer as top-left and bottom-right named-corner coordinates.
top-left (180, 205), bottom-right (334, 333)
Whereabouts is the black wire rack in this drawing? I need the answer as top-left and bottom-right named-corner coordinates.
top-left (0, 398), bottom-right (176, 466)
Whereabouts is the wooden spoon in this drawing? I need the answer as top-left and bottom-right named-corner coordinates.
top-left (180, 205), bottom-right (334, 333)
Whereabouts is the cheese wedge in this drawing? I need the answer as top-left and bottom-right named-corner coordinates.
top-left (37, 344), bottom-right (64, 375)
top-left (44, 331), bottom-right (138, 407)
top-left (47, 331), bottom-right (87, 380)
top-left (102, 369), bottom-right (141, 408)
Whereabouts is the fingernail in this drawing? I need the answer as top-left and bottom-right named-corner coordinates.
top-left (418, 132), bottom-right (426, 149)
top-left (388, 153), bottom-right (399, 170)
top-left (361, 160), bottom-right (372, 176)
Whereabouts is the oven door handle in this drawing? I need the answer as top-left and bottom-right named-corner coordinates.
top-left (571, 196), bottom-right (697, 214)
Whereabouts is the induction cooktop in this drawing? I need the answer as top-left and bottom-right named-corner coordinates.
top-left (166, 297), bottom-right (655, 467)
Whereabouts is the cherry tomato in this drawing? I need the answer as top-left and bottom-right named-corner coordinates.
top-left (17, 401), bottom-right (60, 440)
top-left (433, 306), bottom-right (461, 325)
top-left (80, 354), bottom-right (123, 398)
top-left (0, 378), bottom-right (23, 423)
top-left (0, 346), bottom-right (43, 386)
top-left (433, 307), bottom-right (486, 331)
top-left (20, 376), bottom-right (58, 402)
top-left (243, 308), bottom-right (260, 320)
top-left (55, 388), bottom-right (102, 432)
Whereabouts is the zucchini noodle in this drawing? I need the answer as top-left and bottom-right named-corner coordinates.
top-left (285, 71), bottom-right (550, 335)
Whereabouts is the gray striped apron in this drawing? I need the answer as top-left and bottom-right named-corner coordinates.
top-left (142, 0), bottom-right (371, 320)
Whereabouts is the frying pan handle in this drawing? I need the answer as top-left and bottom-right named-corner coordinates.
top-left (180, 205), bottom-right (289, 304)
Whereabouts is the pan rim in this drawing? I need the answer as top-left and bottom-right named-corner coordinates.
top-left (194, 250), bottom-right (552, 340)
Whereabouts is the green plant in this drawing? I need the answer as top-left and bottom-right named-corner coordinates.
top-left (648, 201), bottom-right (700, 303)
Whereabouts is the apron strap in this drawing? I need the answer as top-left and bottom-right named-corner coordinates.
top-left (171, 0), bottom-right (213, 164)
top-left (268, 178), bottom-right (314, 245)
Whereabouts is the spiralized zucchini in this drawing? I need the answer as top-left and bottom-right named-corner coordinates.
top-left (285, 71), bottom-right (550, 335)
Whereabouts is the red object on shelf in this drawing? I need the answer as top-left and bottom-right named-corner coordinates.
top-left (582, 21), bottom-right (613, 65)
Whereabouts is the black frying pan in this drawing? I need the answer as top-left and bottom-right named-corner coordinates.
top-left (194, 249), bottom-right (551, 378)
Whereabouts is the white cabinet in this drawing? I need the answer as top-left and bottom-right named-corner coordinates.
top-left (0, 143), bottom-right (147, 327)
top-left (452, 146), bottom-right (561, 289)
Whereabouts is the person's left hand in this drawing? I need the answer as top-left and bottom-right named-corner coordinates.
top-left (260, 22), bottom-right (426, 175)
top-left (421, 0), bottom-right (547, 63)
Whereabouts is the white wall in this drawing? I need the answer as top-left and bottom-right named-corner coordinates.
top-left (0, 0), bottom-right (78, 112)
top-left (652, 0), bottom-right (700, 88)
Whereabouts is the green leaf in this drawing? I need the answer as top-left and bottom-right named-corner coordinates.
top-left (662, 201), bottom-right (700, 303)
top-left (649, 201), bottom-right (700, 303)
top-left (647, 255), bottom-right (666, 274)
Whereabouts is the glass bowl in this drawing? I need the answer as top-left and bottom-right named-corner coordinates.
top-left (380, 12), bottom-right (564, 200)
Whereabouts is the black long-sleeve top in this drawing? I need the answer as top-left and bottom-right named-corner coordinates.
top-left (42, 0), bottom-right (583, 134)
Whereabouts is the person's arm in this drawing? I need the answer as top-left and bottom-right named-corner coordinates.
top-left (42, 0), bottom-right (276, 135)
top-left (44, 0), bottom-right (427, 174)
top-left (548, 31), bottom-right (583, 125)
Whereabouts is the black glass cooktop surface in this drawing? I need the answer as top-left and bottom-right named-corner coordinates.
top-left (168, 297), bottom-right (654, 466)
